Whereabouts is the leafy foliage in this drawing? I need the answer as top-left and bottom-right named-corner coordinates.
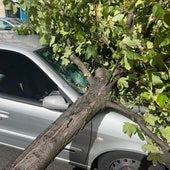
top-left (5, 0), bottom-right (170, 164)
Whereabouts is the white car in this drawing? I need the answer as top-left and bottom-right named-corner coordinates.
top-left (0, 18), bottom-right (22, 31)
top-left (0, 39), bottom-right (168, 170)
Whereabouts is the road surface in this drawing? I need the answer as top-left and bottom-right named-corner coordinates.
top-left (0, 145), bottom-right (83, 170)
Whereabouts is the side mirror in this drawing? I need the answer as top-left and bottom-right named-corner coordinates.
top-left (42, 95), bottom-right (69, 111)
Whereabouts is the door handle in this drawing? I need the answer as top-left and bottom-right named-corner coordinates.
top-left (0, 110), bottom-right (10, 119)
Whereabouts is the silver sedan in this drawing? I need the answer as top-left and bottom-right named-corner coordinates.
top-left (0, 40), bottom-right (168, 170)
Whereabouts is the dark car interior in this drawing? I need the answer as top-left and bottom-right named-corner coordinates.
top-left (0, 50), bottom-right (58, 101)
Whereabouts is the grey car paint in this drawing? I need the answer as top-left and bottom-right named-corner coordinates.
top-left (0, 41), bottom-right (169, 170)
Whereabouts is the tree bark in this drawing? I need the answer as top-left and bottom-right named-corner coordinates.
top-left (4, 77), bottom-right (111, 170)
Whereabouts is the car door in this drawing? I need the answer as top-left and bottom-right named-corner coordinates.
top-left (0, 49), bottom-right (64, 149)
top-left (0, 96), bottom-right (62, 148)
top-left (0, 48), bottom-right (92, 166)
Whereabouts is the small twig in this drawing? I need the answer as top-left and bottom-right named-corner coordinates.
top-left (126, 9), bottom-right (134, 30)
top-left (100, 36), bottom-right (115, 54)
top-left (108, 57), bottom-right (123, 87)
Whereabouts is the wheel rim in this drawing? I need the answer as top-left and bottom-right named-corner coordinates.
top-left (109, 158), bottom-right (141, 170)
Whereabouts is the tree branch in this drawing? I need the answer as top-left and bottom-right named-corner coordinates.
top-left (66, 38), bottom-right (94, 85)
top-left (126, 9), bottom-right (134, 30)
top-left (107, 57), bottom-right (123, 88)
top-left (69, 53), bottom-right (95, 85)
top-left (106, 101), bottom-right (170, 152)
top-left (100, 35), bottom-right (115, 54)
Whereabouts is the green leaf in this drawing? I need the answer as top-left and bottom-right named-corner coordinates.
top-left (156, 94), bottom-right (168, 107)
top-left (85, 45), bottom-right (97, 60)
top-left (123, 50), bottom-right (142, 60)
top-left (145, 50), bottom-right (157, 60)
top-left (52, 44), bottom-right (60, 54)
top-left (140, 92), bottom-right (151, 101)
top-left (152, 4), bottom-right (164, 20)
top-left (117, 77), bottom-right (129, 90)
top-left (144, 114), bottom-right (159, 126)
top-left (76, 31), bottom-right (85, 42)
top-left (160, 126), bottom-right (170, 141)
top-left (146, 41), bottom-right (153, 49)
top-left (123, 122), bottom-right (137, 137)
top-left (135, 0), bottom-right (144, 7)
top-left (60, 28), bottom-right (69, 36)
top-left (136, 128), bottom-right (145, 140)
top-left (122, 36), bottom-right (141, 48)
top-left (164, 11), bottom-right (170, 26)
top-left (63, 46), bottom-right (72, 59)
top-left (142, 144), bottom-right (159, 153)
top-left (61, 57), bottom-right (70, 66)
top-left (147, 153), bottom-right (162, 165)
top-left (112, 11), bottom-right (124, 22)
top-left (123, 56), bottom-right (131, 70)
top-left (151, 74), bottom-right (163, 85)
top-left (39, 35), bottom-right (47, 45)
top-left (159, 38), bottom-right (170, 48)
top-left (50, 36), bottom-right (56, 46)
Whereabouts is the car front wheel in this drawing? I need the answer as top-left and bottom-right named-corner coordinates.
top-left (97, 151), bottom-right (166, 170)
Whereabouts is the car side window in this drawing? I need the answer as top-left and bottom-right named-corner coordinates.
top-left (0, 50), bottom-right (58, 101)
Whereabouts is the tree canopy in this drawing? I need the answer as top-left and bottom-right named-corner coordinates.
top-left (4, 0), bottom-right (170, 165)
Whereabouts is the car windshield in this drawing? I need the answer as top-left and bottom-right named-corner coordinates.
top-left (36, 48), bottom-right (89, 94)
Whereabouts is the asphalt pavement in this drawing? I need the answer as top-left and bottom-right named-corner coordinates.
top-left (0, 145), bottom-right (83, 170)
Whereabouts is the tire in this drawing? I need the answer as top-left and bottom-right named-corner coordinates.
top-left (97, 151), bottom-right (166, 170)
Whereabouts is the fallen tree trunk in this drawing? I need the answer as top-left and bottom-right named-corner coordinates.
top-left (4, 63), bottom-right (170, 170)
top-left (4, 76), bottom-right (112, 170)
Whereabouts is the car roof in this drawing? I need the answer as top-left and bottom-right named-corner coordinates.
top-left (0, 17), bottom-right (10, 20)
top-left (0, 34), bottom-right (43, 51)
top-left (0, 17), bottom-right (20, 21)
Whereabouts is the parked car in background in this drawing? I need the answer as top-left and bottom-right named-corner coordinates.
top-left (0, 17), bottom-right (22, 31)
top-left (0, 37), bottom-right (169, 170)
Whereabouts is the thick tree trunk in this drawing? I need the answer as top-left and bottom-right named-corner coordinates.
top-left (4, 78), bottom-right (111, 170)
